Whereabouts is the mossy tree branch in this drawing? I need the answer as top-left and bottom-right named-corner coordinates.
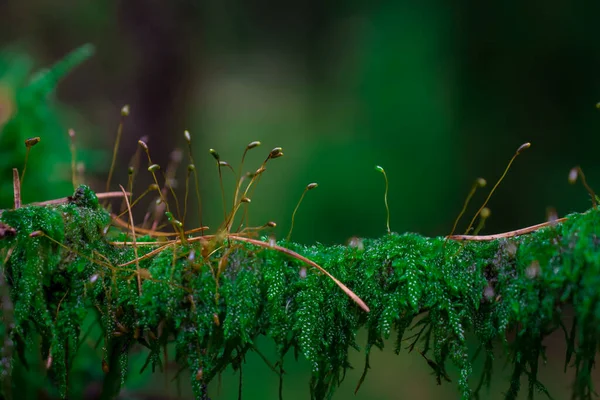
top-left (0, 186), bottom-right (598, 399)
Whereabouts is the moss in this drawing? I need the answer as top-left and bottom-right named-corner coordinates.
top-left (0, 186), bottom-right (599, 399)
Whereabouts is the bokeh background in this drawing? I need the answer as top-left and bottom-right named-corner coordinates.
top-left (1, 1), bottom-right (600, 399)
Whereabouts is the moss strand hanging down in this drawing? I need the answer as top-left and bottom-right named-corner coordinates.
top-left (0, 185), bottom-right (599, 399)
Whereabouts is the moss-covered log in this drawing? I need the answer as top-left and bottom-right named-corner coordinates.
top-left (0, 186), bottom-right (598, 399)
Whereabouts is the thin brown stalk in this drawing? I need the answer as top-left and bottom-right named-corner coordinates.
top-left (111, 214), bottom-right (208, 237)
top-left (120, 185), bottom-right (142, 296)
top-left (12, 169), bottom-right (21, 209)
top-left (447, 217), bottom-right (567, 241)
top-left (228, 235), bottom-right (370, 312)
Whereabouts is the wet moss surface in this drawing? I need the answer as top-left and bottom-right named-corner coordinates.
top-left (0, 186), bottom-right (599, 399)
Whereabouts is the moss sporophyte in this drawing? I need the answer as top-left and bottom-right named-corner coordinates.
top-left (2, 46), bottom-right (600, 400)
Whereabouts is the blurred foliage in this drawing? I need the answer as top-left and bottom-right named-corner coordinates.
top-left (0, 44), bottom-right (101, 207)
top-left (1, 1), bottom-right (598, 241)
top-left (0, 1), bottom-right (600, 399)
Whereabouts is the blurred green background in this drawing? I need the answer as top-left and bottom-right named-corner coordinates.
top-left (1, 1), bottom-right (600, 398)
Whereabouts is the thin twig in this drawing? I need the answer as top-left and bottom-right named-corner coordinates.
top-left (120, 185), bottom-right (142, 296)
top-left (0, 191), bottom-right (131, 213)
top-left (12, 169), bottom-right (21, 209)
top-left (111, 214), bottom-right (208, 237)
top-left (229, 235), bottom-right (370, 312)
top-left (447, 217), bottom-right (567, 241)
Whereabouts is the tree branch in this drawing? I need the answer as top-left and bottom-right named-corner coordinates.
top-left (0, 186), bottom-right (597, 399)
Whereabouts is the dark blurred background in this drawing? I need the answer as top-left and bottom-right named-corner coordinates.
top-left (1, 1), bottom-right (599, 398)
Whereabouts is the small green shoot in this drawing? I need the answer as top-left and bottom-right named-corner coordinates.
top-left (375, 165), bottom-right (391, 234)
top-left (183, 130), bottom-right (203, 233)
top-left (68, 129), bottom-right (77, 189)
top-left (286, 182), bottom-right (318, 241)
top-left (228, 141), bottom-right (261, 229)
top-left (464, 142), bottom-right (530, 234)
top-left (21, 136), bottom-right (40, 185)
top-left (472, 207), bottom-right (490, 235)
top-left (122, 133), bottom-right (146, 211)
top-left (105, 105), bottom-right (129, 193)
top-left (569, 166), bottom-right (598, 209)
top-left (210, 148), bottom-right (227, 221)
top-left (447, 177), bottom-right (486, 238)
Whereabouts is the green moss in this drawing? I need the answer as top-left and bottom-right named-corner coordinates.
top-left (0, 186), bottom-right (599, 399)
